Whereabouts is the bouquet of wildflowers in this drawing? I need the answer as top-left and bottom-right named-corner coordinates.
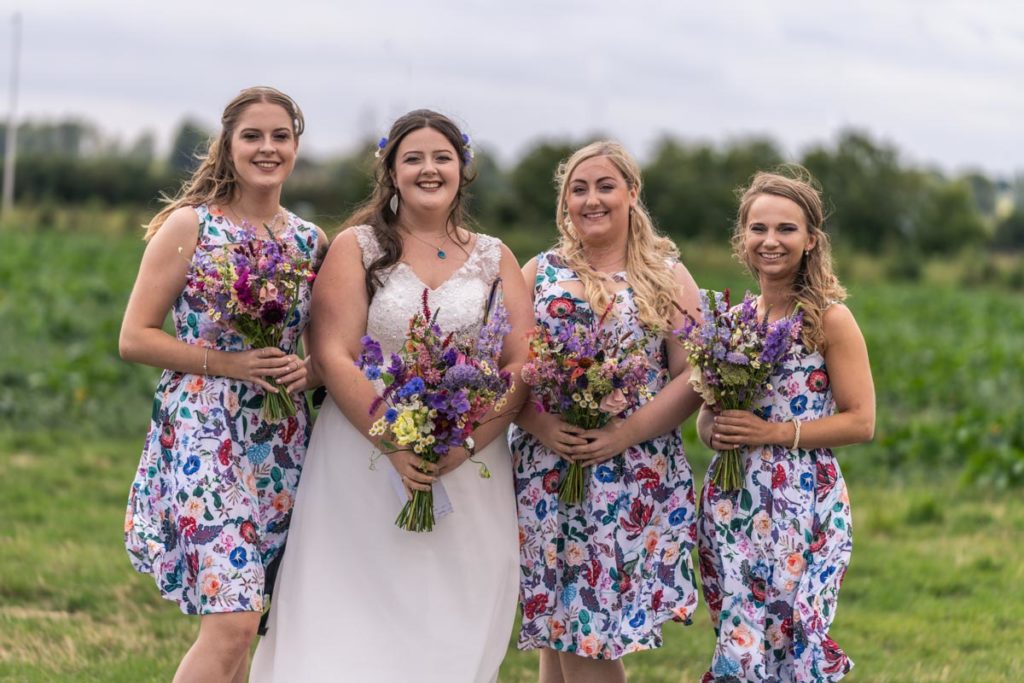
top-left (356, 284), bottom-right (513, 532)
top-left (521, 306), bottom-right (651, 504)
top-left (675, 289), bottom-right (802, 491)
top-left (188, 225), bottom-right (316, 421)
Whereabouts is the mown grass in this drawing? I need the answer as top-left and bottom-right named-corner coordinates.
top-left (2, 439), bottom-right (1023, 681)
top-left (2, 228), bottom-right (1022, 681)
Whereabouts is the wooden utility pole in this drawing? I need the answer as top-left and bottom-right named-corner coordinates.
top-left (2, 12), bottom-right (22, 224)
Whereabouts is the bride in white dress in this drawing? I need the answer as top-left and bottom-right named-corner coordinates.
top-left (249, 110), bottom-right (532, 682)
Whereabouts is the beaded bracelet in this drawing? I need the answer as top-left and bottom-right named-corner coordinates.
top-left (791, 417), bottom-right (802, 450)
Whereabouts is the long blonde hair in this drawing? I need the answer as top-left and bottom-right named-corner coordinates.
top-left (554, 141), bottom-right (679, 333)
top-left (733, 166), bottom-right (847, 352)
top-left (143, 86), bottom-right (305, 240)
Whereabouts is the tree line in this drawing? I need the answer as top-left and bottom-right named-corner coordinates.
top-left (2, 119), bottom-right (1023, 254)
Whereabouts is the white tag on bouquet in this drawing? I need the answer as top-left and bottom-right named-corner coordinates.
top-left (386, 465), bottom-right (454, 521)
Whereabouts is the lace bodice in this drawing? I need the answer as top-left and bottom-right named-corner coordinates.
top-left (353, 225), bottom-right (503, 355)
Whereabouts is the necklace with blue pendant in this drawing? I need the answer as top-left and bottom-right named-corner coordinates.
top-left (406, 228), bottom-right (449, 259)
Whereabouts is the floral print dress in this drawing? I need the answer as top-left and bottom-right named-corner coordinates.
top-left (509, 251), bottom-right (699, 660)
top-left (698, 344), bottom-right (853, 682)
top-left (124, 204), bottom-right (319, 615)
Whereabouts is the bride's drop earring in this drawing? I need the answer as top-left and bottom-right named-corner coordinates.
top-left (390, 193), bottom-right (400, 214)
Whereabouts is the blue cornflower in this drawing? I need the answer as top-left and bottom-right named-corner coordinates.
top-left (397, 376), bottom-right (425, 399)
top-left (364, 365), bottom-right (382, 380)
top-left (384, 408), bottom-right (399, 424)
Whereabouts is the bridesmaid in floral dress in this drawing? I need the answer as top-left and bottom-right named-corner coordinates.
top-left (696, 168), bottom-right (875, 682)
top-left (119, 87), bottom-right (325, 682)
top-left (510, 141), bottom-right (703, 683)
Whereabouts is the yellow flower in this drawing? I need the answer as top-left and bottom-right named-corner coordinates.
top-left (392, 410), bottom-right (420, 446)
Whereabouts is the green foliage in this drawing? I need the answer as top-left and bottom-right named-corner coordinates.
top-left (168, 118), bottom-right (212, 175)
top-left (994, 209), bottom-right (1024, 249)
top-left (507, 140), bottom-right (578, 229)
top-left (4, 116), bottom-right (1018, 258)
top-left (801, 130), bottom-right (911, 252)
top-left (0, 232), bottom-right (155, 438)
top-left (3, 230), bottom-right (1022, 489)
top-left (644, 136), bottom-right (783, 240)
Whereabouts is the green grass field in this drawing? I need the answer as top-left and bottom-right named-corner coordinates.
top-left (1, 230), bottom-right (1022, 681)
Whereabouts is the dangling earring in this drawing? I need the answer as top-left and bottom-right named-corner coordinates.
top-left (389, 193), bottom-right (399, 214)
top-left (804, 249), bottom-right (810, 258)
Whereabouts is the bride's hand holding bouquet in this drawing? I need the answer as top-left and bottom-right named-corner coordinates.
top-left (356, 285), bottom-right (513, 532)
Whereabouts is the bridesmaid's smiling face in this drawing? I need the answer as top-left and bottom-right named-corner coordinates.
top-left (742, 193), bottom-right (817, 283)
top-left (390, 127), bottom-right (460, 216)
top-left (565, 156), bottom-right (637, 248)
top-left (229, 102), bottom-right (298, 194)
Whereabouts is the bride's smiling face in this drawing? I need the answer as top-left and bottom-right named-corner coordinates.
top-left (390, 127), bottom-right (460, 214)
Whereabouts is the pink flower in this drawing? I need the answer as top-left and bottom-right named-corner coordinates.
top-left (258, 282), bottom-right (279, 303)
top-left (599, 388), bottom-right (628, 415)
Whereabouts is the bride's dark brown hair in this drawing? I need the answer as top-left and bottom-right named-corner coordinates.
top-left (343, 109), bottom-right (476, 298)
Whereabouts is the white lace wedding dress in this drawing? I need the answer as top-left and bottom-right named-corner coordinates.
top-left (249, 225), bottom-right (519, 683)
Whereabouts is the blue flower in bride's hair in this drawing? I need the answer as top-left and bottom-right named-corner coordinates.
top-left (374, 136), bottom-right (388, 158)
top-left (460, 132), bottom-right (474, 165)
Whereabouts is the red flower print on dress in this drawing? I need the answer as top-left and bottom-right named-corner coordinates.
top-left (282, 416), bottom-right (299, 444)
top-left (178, 516), bottom-right (197, 538)
top-left (821, 637), bottom-right (849, 675)
top-left (523, 594), bottom-right (548, 620)
top-left (159, 420), bottom-right (176, 449)
top-left (239, 520), bottom-right (258, 544)
top-left (582, 558), bottom-right (602, 587)
top-left (635, 466), bottom-right (661, 491)
top-left (217, 439), bottom-right (232, 467)
top-left (772, 463), bottom-right (787, 489)
top-left (542, 469), bottom-right (561, 494)
top-left (546, 297), bottom-right (576, 319)
top-left (619, 498), bottom-right (653, 539)
top-left (816, 460), bottom-right (837, 499)
top-left (806, 368), bottom-right (829, 393)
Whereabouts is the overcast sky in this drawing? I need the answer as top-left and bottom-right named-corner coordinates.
top-left (6, 0), bottom-right (1023, 175)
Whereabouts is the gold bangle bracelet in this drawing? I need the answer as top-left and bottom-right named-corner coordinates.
top-left (791, 417), bottom-right (802, 450)
top-left (202, 347), bottom-right (210, 376)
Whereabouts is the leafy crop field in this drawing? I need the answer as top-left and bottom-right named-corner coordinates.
top-left (1, 230), bottom-right (1022, 681)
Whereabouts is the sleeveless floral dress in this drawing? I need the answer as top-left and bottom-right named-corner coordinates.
top-left (124, 204), bottom-right (320, 615)
top-left (509, 251), bottom-right (699, 660)
top-left (698, 342), bottom-right (854, 682)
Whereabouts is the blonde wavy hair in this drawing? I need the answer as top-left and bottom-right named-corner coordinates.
top-left (553, 141), bottom-right (680, 333)
top-left (732, 165), bottom-right (847, 352)
top-left (143, 86), bottom-right (305, 240)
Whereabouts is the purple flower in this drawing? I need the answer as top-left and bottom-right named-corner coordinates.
top-left (358, 336), bottom-right (384, 367)
top-left (261, 300), bottom-right (286, 325)
top-left (725, 351), bottom-right (749, 365)
top-left (442, 364), bottom-right (483, 390)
